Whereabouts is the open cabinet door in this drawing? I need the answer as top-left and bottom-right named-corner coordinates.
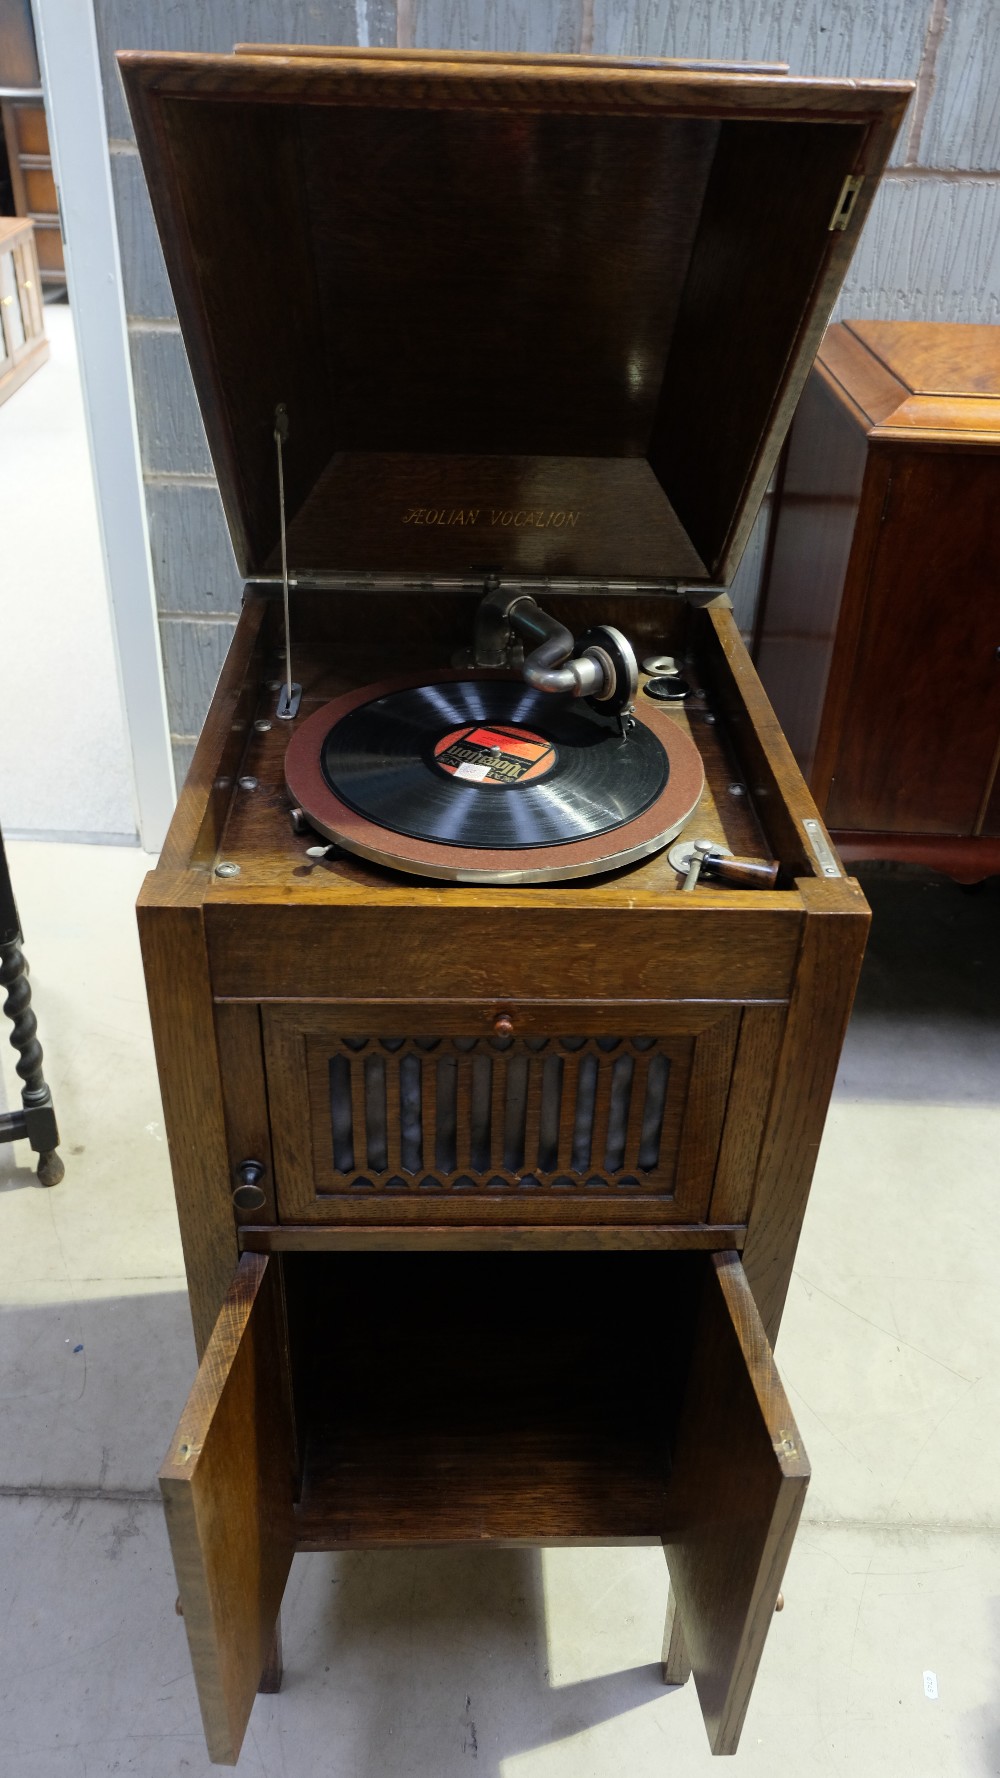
top-left (160, 1254), bottom-right (296, 1764)
top-left (664, 1252), bottom-right (809, 1754)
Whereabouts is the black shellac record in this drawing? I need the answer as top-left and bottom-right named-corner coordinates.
top-left (321, 679), bottom-right (669, 850)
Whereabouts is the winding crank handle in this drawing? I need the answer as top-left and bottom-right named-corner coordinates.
top-left (703, 852), bottom-right (780, 889)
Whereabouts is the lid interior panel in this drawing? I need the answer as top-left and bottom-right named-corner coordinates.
top-left (277, 453), bottom-right (708, 581)
top-left (157, 96), bottom-right (337, 580)
top-left (124, 55), bottom-right (910, 586)
top-left (298, 108), bottom-right (719, 459)
top-left (651, 117), bottom-right (866, 578)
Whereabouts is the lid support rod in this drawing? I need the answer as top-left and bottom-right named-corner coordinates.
top-left (274, 404), bottom-right (301, 721)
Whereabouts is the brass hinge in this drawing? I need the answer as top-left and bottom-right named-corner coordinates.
top-left (829, 174), bottom-right (864, 232)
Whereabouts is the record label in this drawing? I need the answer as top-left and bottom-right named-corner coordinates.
top-left (433, 724), bottom-right (557, 787)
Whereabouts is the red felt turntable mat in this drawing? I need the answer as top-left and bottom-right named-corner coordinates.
top-left (285, 670), bottom-right (705, 883)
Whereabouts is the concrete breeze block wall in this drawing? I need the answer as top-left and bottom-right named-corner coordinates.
top-left (91, 0), bottom-right (1000, 786)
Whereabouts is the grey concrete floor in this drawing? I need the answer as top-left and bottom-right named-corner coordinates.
top-left (0, 844), bottom-right (997, 1776)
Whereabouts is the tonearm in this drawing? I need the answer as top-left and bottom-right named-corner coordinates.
top-left (472, 583), bottom-right (639, 737)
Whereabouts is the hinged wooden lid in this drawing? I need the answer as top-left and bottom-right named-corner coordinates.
top-left (121, 48), bottom-right (909, 587)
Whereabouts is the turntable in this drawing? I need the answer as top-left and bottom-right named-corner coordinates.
top-left (123, 45), bottom-right (909, 1766)
top-left (285, 591), bottom-right (706, 881)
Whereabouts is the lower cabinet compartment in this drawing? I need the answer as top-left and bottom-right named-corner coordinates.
top-left (162, 1249), bottom-right (808, 1764)
top-left (287, 1250), bottom-right (696, 1547)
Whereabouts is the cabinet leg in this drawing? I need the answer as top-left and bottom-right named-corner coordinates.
top-left (662, 1584), bottom-right (691, 1686)
top-left (258, 1615), bottom-right (283, 1693)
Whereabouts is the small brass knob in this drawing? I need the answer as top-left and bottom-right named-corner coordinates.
top-left (494, 1013), bottom-right (514, 1038)
top-left (232, 1159), bottom-right (266, 1211)
top-left (775, 1592), bottom-right (784, 1613)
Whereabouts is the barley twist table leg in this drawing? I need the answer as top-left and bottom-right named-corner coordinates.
top-left (0, 827), bottom-right (63, 1187)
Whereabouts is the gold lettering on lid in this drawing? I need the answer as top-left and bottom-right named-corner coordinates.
top-left (400, 506), bottom-right (583, 528)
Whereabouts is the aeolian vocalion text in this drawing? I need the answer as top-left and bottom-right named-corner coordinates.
top-left (402, 507), bottom-right (581, 529)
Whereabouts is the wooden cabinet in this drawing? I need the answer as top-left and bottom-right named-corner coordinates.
top-left (2, 98), bottom-right (65, 287)
top-left (0, 215), bottom-right (47, 405)
top-left (166, 1245), bottom-right (807, 1763)
top-left (121, 44), bottom-right (908, 1768)
top-left (0, 0), bottom-right (65, 288)
top-left (138, 586), bottom-right (870, 1764)
top-left (755, 321), bottom-right (1000, 881)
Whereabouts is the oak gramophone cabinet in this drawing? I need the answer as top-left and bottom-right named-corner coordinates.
top-left (123, 46), bottom-right (909, 1765)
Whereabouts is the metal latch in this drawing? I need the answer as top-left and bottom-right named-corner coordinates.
top-left (829, 175), bottom-right (863, 232)
top-left (803, 818), bottom-right (841, 878)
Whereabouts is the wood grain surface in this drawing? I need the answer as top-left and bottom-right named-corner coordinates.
top-left (160, 1254), bottom-right (296, 1764)
top-left (288, 1250), bottom-right (697, 1546)
top-left (758, 321), bottom-right (1000, 878)
top-left (234, 43), bottom-right (787, 74)
top-left (708, 1003), bottom-right (787, 1226)
top-left (157, 593), bottom-right (268, 873)
top-left (662, 1581), bottom-right (693, 1685)
top-left (208, 899), bottom-right (802, 1000)
top-left (0, 218), bottom-right (49, 408)
top-left (663, 1251), bottom-right (809, 1754)
top-left (752, 367), bottom-right (870, 781)
top-left (238, 1223), bottom-right (746, 1251)
top-left (261, 999), bottom-right (741, 1225)
top-left (832, 831), bottom-right (1000, 881)
top-left (119, 48), bottom-right (907, 585)
top-left (823, 449), bottom-right (1000, 836)
top-left (698, 601), bottom-right (845, 881)
top-left (136, 881), bottom-right (239, 1355)
top-left (847, 317), bottom-right (1000, 402)
top-left (215, 1002), bottom-right (276, 1225)
top-left (740, 877), bottom-right (869, 1343)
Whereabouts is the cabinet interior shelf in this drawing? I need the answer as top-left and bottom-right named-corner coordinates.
top-left (287, 1252), bottom-right (695, 1548)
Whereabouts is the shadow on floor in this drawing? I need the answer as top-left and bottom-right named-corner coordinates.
top-left (279, 1544), bottom-right (674, 1778)
top-left (839, 868), bottom-right (1000, 1104)
top-left (0, 1153), bottom-right (47, 1192)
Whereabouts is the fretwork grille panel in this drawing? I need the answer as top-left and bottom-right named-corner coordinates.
top-left (325, 1036), bottom-right (680, 1193)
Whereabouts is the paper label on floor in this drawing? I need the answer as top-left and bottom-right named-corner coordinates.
top-left (923, 1670), bottom-right (939, 1699)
